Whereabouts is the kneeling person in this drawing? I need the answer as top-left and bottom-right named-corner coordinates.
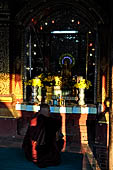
top-left (22, 103), bottom-right (64, 168)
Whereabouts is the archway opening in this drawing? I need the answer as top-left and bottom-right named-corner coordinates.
top-left (22, 5), bottom-right (97, 105)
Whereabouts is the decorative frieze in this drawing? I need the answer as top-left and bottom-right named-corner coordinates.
top-left (0, 27), bottom-right (10, 95)
top-left (0, 1), bottom-right (10, 95)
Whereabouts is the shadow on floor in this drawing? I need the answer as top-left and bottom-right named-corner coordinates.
top-left (0, 147), bottom-right (83, 170)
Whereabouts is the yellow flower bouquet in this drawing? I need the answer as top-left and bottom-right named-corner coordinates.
top-left (75, 79), bottom-right (92, 89)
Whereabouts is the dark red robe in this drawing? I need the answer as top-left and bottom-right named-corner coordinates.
top-left (22, 114), bottom-right (63, 168)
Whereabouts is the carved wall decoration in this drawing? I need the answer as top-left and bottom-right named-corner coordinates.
top-left (97, 57), bottom-right (101, 102)
top-left (0, 73), bottom-right (10, 95)
top-left (0, 27), bottom-right (10, 95)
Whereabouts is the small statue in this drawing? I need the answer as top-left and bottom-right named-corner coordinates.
top-left (61, 59), bottom-right (71, 77)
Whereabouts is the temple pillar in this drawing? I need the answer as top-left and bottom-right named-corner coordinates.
top-left (9, 24), bottom-right (24, 117)
top-left (97, 25), bottom-right (111, 110)
top-left (0, 2), bottom-right (13, 117)
top-left (0, 1), bottom-right (23, 118)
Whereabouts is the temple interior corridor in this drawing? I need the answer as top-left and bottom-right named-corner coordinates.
top-left (0, 0), bottom-right (113, 169)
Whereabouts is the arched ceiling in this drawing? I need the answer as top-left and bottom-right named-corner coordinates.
top-left (14, 0), bottom-right (108, 32)
top-left (8, 0), bottom-right (111, 80)
top-left (12, 0), bottom-right (106, 77)
top-left (15, 0), bottom-right (99, 79)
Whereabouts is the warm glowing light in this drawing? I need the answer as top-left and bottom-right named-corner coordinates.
top-left (90, 53), bottom-right (93, 56)
top-left (89, 43), bottom-right (93, 47)
top-left (102, 75), bottom-right (106, 111)
top-left (31, 18), bottom-right (34, 22)
top-left (40, 26), bottom-right (43, 30)
top-left (34, 44), bottom-right (36, 47)
top-left (34, 52), bottom-right (36, 55)
top-left (89, 31), bottom-right (91, 34)
top-left (51, 30), bottom-right (78, 34)
top-left (92, 48), bottom-right (95, 51)
top-left (45, 22), bottom-right (48, 25)
top-left (26, 67), bottom-right (33, 70)
top-left (71, 19), bottom-right (74, 22)
top-left (77, 21), bottom-right (80, 24)
top-left (52, 20), bottom-right (55, 24)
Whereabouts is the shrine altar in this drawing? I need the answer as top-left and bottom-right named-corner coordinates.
top-left (16, 104), bottom-right (97, 114)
